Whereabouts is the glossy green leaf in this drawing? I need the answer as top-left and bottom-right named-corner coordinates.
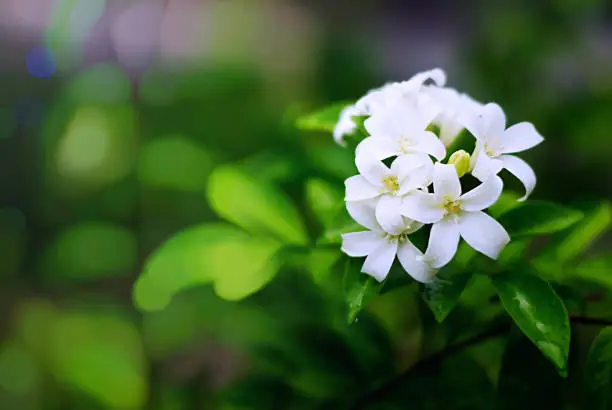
top-left (343, 258), bottom-right (383, 323)
top-left (133, 223), bottom-right (282, 311)
top-left (491, 272), bottom-right (570, 376)
top-left (585, 327), bottom-right (612, 409)
top-left (498, 200), bottom-right (583, 238)
top-left (575, 256), bottom-right (612, 289)
top-left (207, 165), bottom-right (308, 245)
top-left (305, 178), bottom-right (344, 229)
top-left (422, 272), bottom-right (473, 322)
top-left (295, 102), bottom-right (352, 133)
top-left (539, 201), bottom-right (611, 263)
top-left (497, 335), bottom-right (564, 410)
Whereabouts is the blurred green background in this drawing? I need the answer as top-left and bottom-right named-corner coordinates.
top-left (1, 0), bottom-right (612, 409)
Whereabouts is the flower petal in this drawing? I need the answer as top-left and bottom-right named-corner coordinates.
top-left (345, 175), bottom-right (381, 201)
top-left (333, 105), bottom-right (359, 146)
top-left (375, 195), bottom-right (405, 234)
top-left (355, 156), bottom-right (390, 187)
top-left (401, 191), bottom-right (444, 223)
top-left (424, 217), bottom-right (460, 269)
top-left (470, 151), bottom-right (504, 182)
top-left (413, 131), bottom-right (447, 160)
top-left (355, 136), bottom-right (399, 163)
top-left (346, 199), bottom-right (381, 231)
top-left (500, 155), bottom-right (537, 202)
top-left (460, 175), bottom-right (503, 212)
top-left (362, 240), bottom-right (398, 282)
top-left (397, 240), bottom-right (437, 283)
top-left (341, 231), bottom-right (383, 257)
top-left (500, 122), bottom-right (544, 154)
top-left (460, 102), bottom-right (506, 141)
top-left (433, 163), bottom-right (461, 201)
top-left (391, 153), bottom-right (432, 180)
top-left (458, 211), bottom-right (510, 259)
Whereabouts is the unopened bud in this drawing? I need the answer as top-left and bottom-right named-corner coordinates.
top-left (448, 150), bottom-right (471, 177)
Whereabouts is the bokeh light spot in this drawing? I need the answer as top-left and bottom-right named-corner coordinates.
top-left (138, 136), bottom-right (212, 192)
top-left (26, 46), bottom-right (57, 78)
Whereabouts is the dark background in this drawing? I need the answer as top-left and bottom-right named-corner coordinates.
top-left (0, 0), bottom-right (611, 408)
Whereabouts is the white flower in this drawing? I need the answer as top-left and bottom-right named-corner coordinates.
top-left (357, 104), bottom-right (447, 162)
top-left (341, 200), bottom-right (435, 283)
top-left (345, 154), bottom-right (433, 233)
top-left (354, 68), bottom-right (447, 116)
top-left (425, 87), bottom-right (483, 148)
top-left (401, 163), bottom-right (510, 268)
top-left (333, 105), bottom-right (360, 146)
top-left (461, 103), bottom-right (544, 201)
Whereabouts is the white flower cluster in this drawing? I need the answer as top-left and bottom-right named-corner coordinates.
top-left (337, 68), bottom-right (544, 283)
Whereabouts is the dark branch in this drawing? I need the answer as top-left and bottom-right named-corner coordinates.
top-left (348, 315), bottom-right (612, 410)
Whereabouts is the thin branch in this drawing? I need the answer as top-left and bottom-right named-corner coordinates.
top-left (348, 315), bottom-right (612, 410)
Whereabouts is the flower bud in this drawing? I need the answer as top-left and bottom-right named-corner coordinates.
top-left (448, 150), bottom-right (471, 177)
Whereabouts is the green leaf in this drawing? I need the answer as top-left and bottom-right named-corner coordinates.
top-left (207, 165), bottom-right (308, 245)
top-left (307, 248), bottom-right (342, 286)
top-left (585, 327), bottom-right (612, 409)
top-left (497, 335), bottom-right (564, 410)
top-left (318, 206), bottom-right (362, 245)
top-left (305, 178), bottom-right (344, 229)
top-left (539, 201), bottom-right (611, 264)
top-left (491, 271), bottom-right (570, 376)
top-left (343, 258), bottom-right (383, 323)
top-left (295, 102), bottom-right (352, 133)
top-left (575, 256), bottom-right (612, 289)
top-left (47, 311), bottom-right (147, 409)
top-left (133, 223), bottom-right (282, 311)
top-left (498, 200), bottom-right (583, 238)
top-left (422, 272), bottom-right (473, 322)
top-left (488, 191), bottom-right (522, 218)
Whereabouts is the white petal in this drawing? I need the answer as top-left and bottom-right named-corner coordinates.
top-left (403, 68), bottom-right (447, 89)
top-left (500, 155), bottom-right (537, 202)
top-left (458, 211), bottom-right (510, 259)
top-left (346, 199), bottom-right (381, 231)
top-left (400, 191), bottom-right (444, 223)
top-left (391, 153), bottom-right (431, 181)
top-left (424, 217), bottom-right (460, 269)
top-left (345, 175), bottom-right (380, 201)
top-left (460, 102), bottom-right (505, 141)
top-left (355, 156), bottom-right (390, 187)
top-left (470, 151), bottom-right (504, 182)
top-left (460, 175), bottom-right (503, 212)
top-left (412, 131), bottom-right (447, 160)
top-left (355, 136), bottom-right (399, 162)
top-left (362, 241), bottom-right (398, 282)
top-left (333, 105), bottom-right (358, 146)
top-left (438, 116), bottom-right (464, 148)
top-left (364, 110), bottom-right (401, 140)
top-left (397, 240), bottom-right (437, 283)
top-left (433, 163), bottom-right (461, 201)
top-left (500, 122), bottom-right (544, 154)
top-left (341, 231), bottom-right (383, 257)
top-left (375, 195), bottom-right (405, 234)
top-left (481, 103), bottom-right (507, 136)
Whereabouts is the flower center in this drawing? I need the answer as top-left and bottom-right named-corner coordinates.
top-left (443, 196), bottom-right (462, 215)
top-left (386, 232), bottom-right (409, 244)
top-left (399, 137), bottom-right (413, 153)
top-left (484, 141), bottom-right (503, 157)
top-left (381, 175), bottom-right (400, 194)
